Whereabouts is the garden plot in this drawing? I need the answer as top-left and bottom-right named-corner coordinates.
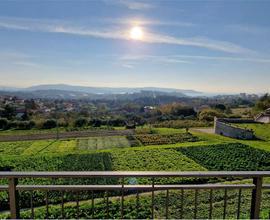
top-left (77, 136), bottom-right (130, 150)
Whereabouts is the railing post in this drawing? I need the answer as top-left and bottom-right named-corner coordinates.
top-left (250, 177), bottom-right (262, 219)
top-left (8, 178), bottom-right (20, 219)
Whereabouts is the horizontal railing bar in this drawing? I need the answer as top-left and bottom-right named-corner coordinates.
top-left (2, 183), bottom-right (270, 191)
top-left (262, 184), bottom-right (270, 189)
top-left (1, 171), bottom-right (270, 178)
top-left (0, 185), bottom-right (8, 190)
top-left (0, 184), bottom-right (257, 191)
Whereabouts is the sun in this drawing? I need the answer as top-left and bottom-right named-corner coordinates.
top-left (130, 26), bottom-right (143, 40)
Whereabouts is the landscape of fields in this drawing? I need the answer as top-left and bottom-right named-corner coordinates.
top-left (0, 124), bottom-right (270, 219)
top-left (1, 1), bottom-right (270, 219)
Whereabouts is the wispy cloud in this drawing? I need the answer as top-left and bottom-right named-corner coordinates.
top-left (0, 51), bottom-right (33, 59)
top-left (119, 54), bottom-right (270, 65)
top-left (173, 54), bottom-right (270, 64)
top-left (0, 17), bottom-right (254, 54)
top-left (0, 51), bottom-right (40, 68)
top-left (104, 17), bottom-right (195, 27)
top-left (120, 54), bottom-right (191, 64)
top-left (102, 0), bottom-right (154, 10)
top-left (121, 63), bottom-right (134, 68)
top-left (227, 24), bottom-right (269, 35)
top-left (13, 61), bottom-right (40, 67)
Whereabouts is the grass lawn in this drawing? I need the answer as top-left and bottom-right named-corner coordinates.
top-left (234, 123), bottom-right (270, 141)
top-left (191, 129), bottom-right (270, 152)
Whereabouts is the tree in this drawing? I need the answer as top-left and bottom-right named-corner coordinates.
top-left (16, 121), bottom-right (35, 130)
top-left (171, 105), bottom-right (196, 117)
top-left (255, 94), bottom-right (270, 111)
top-left (42, 119), bottom-right (57, 129)
top-left (21, 112), bottom-right (30, 121)
top-left (2, 105), bottom-right (16, 120)
top-left (214, 104), bottom-right (226, 112)
top-left (159, 103), bottom-right (196, 117)
top-left (198, 109), bottom-right (225, 122)
top-left (74, 118), bottom-right (88, 127)
top-left (89, 118), bottom-right (102, 127)
top-left (25, 99), bottom-right (37, 110)
top-left (0, 118), bottom-right (8, 130)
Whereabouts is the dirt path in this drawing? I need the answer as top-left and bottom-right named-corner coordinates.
top-left (0, 129), bottom-right (135, 142)
top-left (191, 128), bottom-right (215, 134)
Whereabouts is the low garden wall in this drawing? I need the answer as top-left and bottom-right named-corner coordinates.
top-left (214, 117), bottom-right (255, 140)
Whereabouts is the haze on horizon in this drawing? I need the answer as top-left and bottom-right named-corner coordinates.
top-left (0, 0), bottom-right (270, 94)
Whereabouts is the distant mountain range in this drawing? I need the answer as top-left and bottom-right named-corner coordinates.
top-left (0, 84), bottom-right (203, 99)
top-left (24, 84), bottom-right (202, 96)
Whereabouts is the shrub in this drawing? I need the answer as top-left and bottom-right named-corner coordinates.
top-left (198, 109), bottom-right (225, 122)
top-left (74, 118), bottom-right (88, 127)
top-left (16, 121), bottom-right (36, 130)
top-left (0, 118), bottom-right (8, 130)
top-left (42, 119), bottom-right (57, 129)
top-left (152, 120), bottom-right (209, 129)
top-left (107, 118), bottom-right (126, 127)
top-left (89, 119), bottom-right (102, 127)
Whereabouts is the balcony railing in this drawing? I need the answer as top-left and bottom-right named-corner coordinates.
top-left (0, 171), bottom-right (270, 219)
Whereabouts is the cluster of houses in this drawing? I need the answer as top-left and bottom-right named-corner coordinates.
top-left (0, 95), bottom-right (84, 119)
top-left (0, 96), bottom-right (26, 119)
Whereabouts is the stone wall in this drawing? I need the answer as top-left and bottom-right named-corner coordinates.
top-left (214, 117), bottom-right (255, 140)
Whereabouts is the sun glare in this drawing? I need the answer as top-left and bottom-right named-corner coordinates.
top-left (130, 26), bottom-right (143, 40)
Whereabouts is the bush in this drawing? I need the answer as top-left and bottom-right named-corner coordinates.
top-left (74, 118), bottom-right (88, 127)
top-left (171, 105), bottom-right (196, 117)
top-left (89, 119), bottom-right (102, 127)
top-left (255, 93), bottom-right (270, 112)
top-left (198, 109), bottom-right (225, 122)
top-left (57, 118), bottom-right (69, 127)
top-left (17, 121), bottom-right (36, 130)
top-left (0, 118), bottom-right (8, 130)
top-left (152, 120), bottom-right (209, 129)
top-left (42, 119), bottom-right (57, 129)
top-left (7, 121), bottom-right (16, 129)
top-left (107, 118), bottom-right (126, 127)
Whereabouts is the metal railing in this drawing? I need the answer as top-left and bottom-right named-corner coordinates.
top-left (0, 171), bottom-right (270, 219)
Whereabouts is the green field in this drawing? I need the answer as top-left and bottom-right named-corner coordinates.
top-left (0, 136), bottom-right (132, 156)
top-left (235, 123), bottom-right (270, 141)
top-left (78, 136), bottom-right (131, 150)
top-left (0, 125), bottom-right (270, 218)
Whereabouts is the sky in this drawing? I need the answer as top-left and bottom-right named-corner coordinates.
top-left (0, 0), bottom-right (270, 94)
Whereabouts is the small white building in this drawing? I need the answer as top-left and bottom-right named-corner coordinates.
top-left (143, 106), bottom-right (156, 113)
top-left (255, 108), bottom-right (270, 123)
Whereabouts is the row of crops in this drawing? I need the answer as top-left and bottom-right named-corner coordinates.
top-left (0, 132), bottom-right (201, 156)
top-left (179, 143), bottom-right (270, 171)
top-left (77, 136), bottom-right (131, 150)
top-left (0, 126), bottom-right (270, 219)
top-left (135, 133), bottom-right (199, 146)
top-left (1, 142), bottom-right (270, 212)
top-left (0, 136), bottom-right (131, 156)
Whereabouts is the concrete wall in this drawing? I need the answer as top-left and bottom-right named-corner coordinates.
top-left (256, 116), bottom-right (270, 124)
top-left (214, 118), bottom-right (255, 140)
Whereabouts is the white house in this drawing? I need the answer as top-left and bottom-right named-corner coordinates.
top-left (255, 108), bottom-right (270, 123)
